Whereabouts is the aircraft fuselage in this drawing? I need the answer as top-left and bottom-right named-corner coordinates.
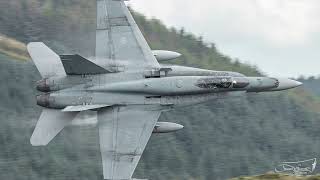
top-left (36, 65), bottom-right (302, 110)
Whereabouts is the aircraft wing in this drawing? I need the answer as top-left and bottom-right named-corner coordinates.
top-left (98, 106), bottom-right (162, 179)
top-left (96, 0), bottom-right (160, 70)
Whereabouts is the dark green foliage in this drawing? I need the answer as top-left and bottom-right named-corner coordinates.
top-left (0, 1), bottom-right (319, 180)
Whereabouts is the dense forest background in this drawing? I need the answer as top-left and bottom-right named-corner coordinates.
top-left (0, 1), bottom-right (320, 180)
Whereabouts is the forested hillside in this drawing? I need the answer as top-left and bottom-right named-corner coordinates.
top-left (299, 77), bottom-right (320, 96)
top-left (0, 1), bottom-right (320, 180)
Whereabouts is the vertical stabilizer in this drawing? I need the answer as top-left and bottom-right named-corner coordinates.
top-left (27, 42), bottom-right (66, 78)
top-left (30, 109), bottom-right (77, 146)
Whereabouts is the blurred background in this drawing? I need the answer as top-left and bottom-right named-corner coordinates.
top-left (0, 1), bottom-right (320, 180)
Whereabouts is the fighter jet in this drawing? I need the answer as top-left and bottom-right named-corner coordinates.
top-left (27, 0), bottom-right (302, 179)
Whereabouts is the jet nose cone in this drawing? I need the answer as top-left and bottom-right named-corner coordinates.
top-left (177, 124), bottom-right (184, 130)
top-left (293, 80), bottom-right (303, 87)
top-left (276, 78), bottom-right (303, 90)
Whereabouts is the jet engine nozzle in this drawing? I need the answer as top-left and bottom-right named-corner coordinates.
top-left (36, 94), bottom-right (52, 108)
top-left (36, 79), bottom-right (50, 92)
top-left (153, 122), bottom-right (184, 133)
top-left (36, 77), bottom-right (80, 92)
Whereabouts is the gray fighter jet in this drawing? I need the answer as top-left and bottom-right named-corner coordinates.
top-left (27, 0), bottom-right (302, 179)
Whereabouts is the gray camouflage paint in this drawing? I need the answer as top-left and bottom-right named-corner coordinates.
top-left (27, 0), bottom-right (303, 179)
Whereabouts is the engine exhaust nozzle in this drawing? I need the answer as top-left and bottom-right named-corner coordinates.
top-left (36, 79), bottom-right (50, 92)
top-left (36, 94), bottom-right (51, 108)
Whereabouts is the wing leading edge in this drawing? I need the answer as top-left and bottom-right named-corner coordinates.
top-left (96, 0), bottom-right (160, 70)
top-left (98, 106), bottom-right (162, 179)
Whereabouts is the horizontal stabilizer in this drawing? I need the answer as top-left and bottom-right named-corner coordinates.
top-left (27, 42), bottom-right (66, 78)
top-left (60, 54), bottom-right (110, 75)
top-left (30, 109), bottom-right (77, 146)
top-left (62, 104), bottom-right (111, 112)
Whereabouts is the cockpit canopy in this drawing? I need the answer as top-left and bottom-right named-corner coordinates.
top-left (196, 77), bottom-right (233, 89)
top-left (195, 77), bottom-right (249, 89)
